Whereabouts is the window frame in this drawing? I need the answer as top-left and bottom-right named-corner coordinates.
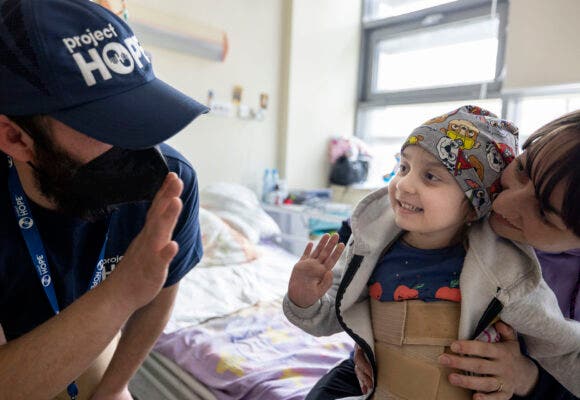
top-left (503, 84), bottom-right (580, 141)
top-left (356, 0), bottom-right (509, 142)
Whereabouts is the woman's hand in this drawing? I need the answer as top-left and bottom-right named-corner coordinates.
top-left (287, 234), bottom-right (345, 308)
top-left (353, 344), bottom-right (373, 394)
top-left (439, 321), bottom-right (539, 399)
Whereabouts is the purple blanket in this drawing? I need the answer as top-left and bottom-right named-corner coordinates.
top-left (155, 301), bottom-right (354, 400)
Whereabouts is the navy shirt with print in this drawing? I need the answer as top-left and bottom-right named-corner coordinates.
top-left (0, 144), bottom-right (202, 341)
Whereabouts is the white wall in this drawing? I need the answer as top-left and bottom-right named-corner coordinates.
top-left (504, 0), bottom-right (580, 90)
top-left (282, 0), bottom-right (362, 189)
top-left (123, 1), bottom-right (580, 193)
top-left (130, 0), bottom-right (284, 192)
top-left (127, 0), bottom-right (362, 192)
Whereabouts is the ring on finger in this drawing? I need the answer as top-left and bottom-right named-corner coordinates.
top-left (494, 379), bottom-right (503, 393)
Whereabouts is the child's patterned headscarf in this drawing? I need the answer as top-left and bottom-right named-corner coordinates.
top-left (403, 105), bottom-right (519, 219)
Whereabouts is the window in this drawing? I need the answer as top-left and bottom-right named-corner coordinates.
top-left (360, 98), bottom-right (503, 187)
top-left (364, 0), bottom-right (457, 21)
top-left (374, 16), bottom-right (499, 92)
top-left (357, 0), bottom-right (509, 184)
top-left (357, 0), bottom-right (580, 186)
top-left (508, 91), bottom-right (580, 142)
top-left (358, 98), bottom-right (502, 140)
top-left (357, 0), bottom-right (508, 142)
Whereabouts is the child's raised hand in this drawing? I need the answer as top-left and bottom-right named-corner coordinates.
top-left (288, 233), bottom-right (345, 308)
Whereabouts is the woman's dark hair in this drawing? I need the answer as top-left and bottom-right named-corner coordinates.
top-left (523, 110), bottom-right (580, 236)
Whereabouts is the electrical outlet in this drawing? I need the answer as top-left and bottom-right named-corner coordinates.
top-left (210, 101), bottom-right (234, 117)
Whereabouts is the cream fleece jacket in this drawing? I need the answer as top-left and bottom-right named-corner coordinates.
top-left (284, 186), bottom-right (580, 398)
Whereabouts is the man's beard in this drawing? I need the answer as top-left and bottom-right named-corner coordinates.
top-left (30, 139), bottom-right (170, 221)
top-left (31, 140), bottom-right (112, 221)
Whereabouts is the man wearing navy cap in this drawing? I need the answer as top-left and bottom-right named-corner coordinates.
top-left (0, 0), bottom-right (208, 398)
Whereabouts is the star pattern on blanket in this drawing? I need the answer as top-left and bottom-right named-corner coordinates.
top-left (280, 368), bottom-right (306, 387)
top-left (263, 327), bottom-right (293, 344)
top-left (323, 341), bottom-right (351, 351)
top-left (216, 352), bottom-right (246, 377)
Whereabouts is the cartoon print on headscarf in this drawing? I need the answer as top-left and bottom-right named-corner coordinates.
top-left (486, 142), bottom-right (516, 175)
top-left (437, 136), bottom-right (460, 172)
top-left (486, 142), bottom-right (506, 173)
top-left (467, 154), bottom-right (484, 181)
top-left (488, 178), bottom-right (502, 201)
top-left (423, 108), bottom-right (460, 125)
top-left (497, 143), bottom-right (516, 164)
top-left (441, 119), bottom-right (481, 150)
top-left (463, 105), bottom-right (492, 117)
top-left (406, 135), bottom-right (424, 145)
top-left (487, 118), bottom-right (520, 141)
top-left (437, 137), bottom-right (485, 180)
top-left (465, 179), bottom-right (487, 211)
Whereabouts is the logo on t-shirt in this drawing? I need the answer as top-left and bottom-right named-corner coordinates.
top-left (101, 255), bottom-right (123, 280)
top-left (18, 217), bottom-right (34, 230)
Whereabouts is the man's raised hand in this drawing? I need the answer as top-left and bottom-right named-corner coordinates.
top-left (111, 173), bottom-right (183, 310)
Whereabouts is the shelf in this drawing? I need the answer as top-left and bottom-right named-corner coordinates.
top-left (263, 202), bottom-right (351, 256)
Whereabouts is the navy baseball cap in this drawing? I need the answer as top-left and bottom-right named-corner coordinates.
top-left (0, 0), bottom-right (209, 149)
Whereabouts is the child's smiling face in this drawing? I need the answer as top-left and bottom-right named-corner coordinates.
top-left (388, 145), bottom-right (472, 249)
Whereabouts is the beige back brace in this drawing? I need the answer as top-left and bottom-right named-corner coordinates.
top-left (370, 299), bottom-right (472, 400)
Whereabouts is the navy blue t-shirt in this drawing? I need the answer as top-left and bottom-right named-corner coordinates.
top-left (0, 144), bottom-right (202, 340)
top-left (368, 239), bottom-right (465, 303)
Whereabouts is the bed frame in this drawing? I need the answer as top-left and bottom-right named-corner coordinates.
top-left (130, 351), bottom-right (217, 400)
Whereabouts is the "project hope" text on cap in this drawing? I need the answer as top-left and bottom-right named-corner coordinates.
top-left (61, 24), bottom-right (151, 87)
top-left (62, 23), bottom-right (119, 54)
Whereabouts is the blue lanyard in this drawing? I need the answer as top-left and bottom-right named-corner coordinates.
top-left (7, 156), bottom-right (109, 400)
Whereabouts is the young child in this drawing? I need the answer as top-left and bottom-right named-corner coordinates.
top-left (284, 106), bottom-right (580, 400)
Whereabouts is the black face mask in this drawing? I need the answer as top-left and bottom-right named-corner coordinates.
top-left (31, 145), bottom-right (169, 221)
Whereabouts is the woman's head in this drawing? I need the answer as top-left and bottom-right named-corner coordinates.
top-left (490, 110), bottom-right (580, 252)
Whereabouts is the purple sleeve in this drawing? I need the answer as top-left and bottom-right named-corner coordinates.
top-left (517, 251), bottom-right (579, 399)
top-left (514, 311), bottom-right (578, 400)
top-left (513, 360), bottom-right (577, 400)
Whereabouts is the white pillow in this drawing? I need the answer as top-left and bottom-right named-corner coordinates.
top-left (201, 183), bottom-right (281, 243)
top-left (198, 208), bottom-right (258, 267)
